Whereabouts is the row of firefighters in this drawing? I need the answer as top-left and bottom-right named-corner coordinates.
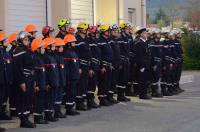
top-left (0, 19), bottom-right (184, 130)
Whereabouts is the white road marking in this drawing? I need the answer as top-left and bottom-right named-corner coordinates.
top-left (180, 75), bottom-right (194, 84)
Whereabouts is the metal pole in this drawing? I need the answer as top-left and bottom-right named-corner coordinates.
top-left (46, 0), bottom-right (48, 26)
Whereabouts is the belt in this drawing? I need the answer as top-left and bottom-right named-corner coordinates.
top-left (35, 66), bottom-right (45, 72)
top-left (45, 64), bottom-right (57, 68)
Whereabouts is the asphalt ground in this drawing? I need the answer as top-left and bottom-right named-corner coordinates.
top-left (1, 71), bottom-right (200, 132)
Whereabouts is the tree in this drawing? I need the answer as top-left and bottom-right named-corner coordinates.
top-left (183, 0), bottom-right (200, 29)
top-left (157, 19), bottom-right (166, 28)
top-left (154, 8), bottom-right (166, 22)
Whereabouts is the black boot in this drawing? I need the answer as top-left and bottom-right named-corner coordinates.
top-left (76, 98), bottom-right (88, 111)
top-left (161, 84), bottom-right (173, 96)
top-left (174, 83), bottom-right (184, 94)
top-left (139, 84), bottom-right (152, 100)
top-left (20, 114), bottom-right (36, 128)
top-left (133, 83), bottom-right (140, 96)
top-left (151, 85), bottom-right (163, 98)
top-left (66, 105), bottom-right (80, 116)
top-left (87, 94), bottom-right (99, 109)
top-left (99, 97), bottom-right (112, 106)
top-left (117, 88), bottom-right (131, 102)
top-left (125, 83), bottom-right (134, 96)
top-left (10, 109), bottom-right (17, 118)
top-left (107, 93), bottom-right (119, 104)
top-left (54, 104), bottom-right (66, 118)
top-left (168, 85), bottom-right (178, 95)
top-left (34, 115), bottom-right (48, 124)
top-left (139, 93), bottom-right (152, 100)
top-left (0, 127), bottom-right (5, 132)
top-left (45, 112), bottom-right (58, 122)
top-left (0, 105), bottom-right (11, 120)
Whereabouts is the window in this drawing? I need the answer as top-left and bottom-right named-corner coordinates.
top-left (128, 8), bottom-right (136, 25)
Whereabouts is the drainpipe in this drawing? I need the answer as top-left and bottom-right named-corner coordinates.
top-left (141, 0), bottom-right (144, 26)
top-left (46, 0), bottom-right (48, 25)
top-left (118, 0), bottom-right (120, 25)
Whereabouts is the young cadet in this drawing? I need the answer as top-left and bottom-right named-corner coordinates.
top-left (63, 34), bottom-right (80, 116)
top-left (43, 37), bottom-right (59, 122)
top-left (7, 33), bottom-right (18, 118)
top-left (53, 38), bottom-right (66, 118)
top-left (97, 24), bottom-right (113, 106)
top-left (0, 33), bottom-right (12, 121)
top-left (109, 24), bottom-right (121, 104)
top-left (161, 31), bottom-right (174, 96)
top-left (173, 30), bottom-right (184, 93)
top-left (75, 22), bottom-right (92, 111)
top-left (118, 22), bottom-right (131, 102)
top-left (167, 32), bottom-right (180, 95)
top-left (31, 39), bottom-right (48, 124)
top-left (0, 32), bottom-right (6, 132)
top-left (13, 31), bottom-right (36, 128)
top-left (86, 26), bottom-right (101, 108)
top-left (149, 29), bottom-right (163, 98)
top-left (24, 24), bottom-right (37, 43)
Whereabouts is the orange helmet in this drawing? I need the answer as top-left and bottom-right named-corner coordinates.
top-left (43, 37), bottom-right (55, 48)
top-left (8, 33), bottom-right (17, 44)
top-left (64, 34), bottom-right (76, 44)
top-left (31, 39), bottom-right (43, 52)
top-left (0, 32), bottom-right (7, 42)
top-left (54, 38), bottom-right (65, 47)
top-left (24, 24), bottom-right (37, 33)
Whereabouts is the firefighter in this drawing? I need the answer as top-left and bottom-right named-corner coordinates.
top-left (8, 33), bottom-right (18, 53)
top-left (75, 22), bottom-right (92, 111)
top-left (0, 30), bottom-right (8, 132)
top-left (56, 18), bottom-right (71, 39)
top-left (43, 37), bottom-right (59, 122)
top-left (13, 31), bottom-right (36, 128)
top-left (31, 39), bottom-right (48, 124)
top-left (126, 24), bottom-right (138, 97)
top-left (161, 30), bottom-right (174, 96)
top-left (118, 22), bottom-right (131, 102)
top-left (42, 26), bottom-right (54, 39)
top-left (86, 26), bottom-right (101, 108)
top-left (168, 31), bottom-right (180, 95)
top-left (24, 24), bottom-right (37, 43)
top-left (97, 24), bottom-right (113, 106)
top-left (149, 29), bottom-right (163, 98)
top-left (7, 33), bottom-right (18, 118)
top-left (173, 29), bottom-right (184, 93)
top-left (53, 38), bottom-right (66, 118)
top-left (109, 24), bottom-right (122, 103)
top-left (63, 34), bottom-right (80, 116)
top-left (0, 33), bottom-right (12, 121)
top-left (135, 28), bottom-right (152, 100)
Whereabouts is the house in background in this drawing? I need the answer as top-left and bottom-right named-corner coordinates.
top-left (0, 0), bottom-right (146, 34)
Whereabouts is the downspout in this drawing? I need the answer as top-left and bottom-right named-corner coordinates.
top-left (46, 0), bottom-right (48, 25)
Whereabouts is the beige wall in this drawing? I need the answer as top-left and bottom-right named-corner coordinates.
top-left (120, 0), bottom-right (146, 27)
top-left (0, 0), bottom-right (5, 30)
top-left (51, 0), bottom-right (70, 34)
top-left (95, 0), bottom-right (118, 25)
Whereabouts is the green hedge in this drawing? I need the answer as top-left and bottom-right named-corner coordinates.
top-left (182, 29), bottom-right (200, 70)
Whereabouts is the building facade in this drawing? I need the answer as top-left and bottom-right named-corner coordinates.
top-left (0, 0), bottom-right (146, 34)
